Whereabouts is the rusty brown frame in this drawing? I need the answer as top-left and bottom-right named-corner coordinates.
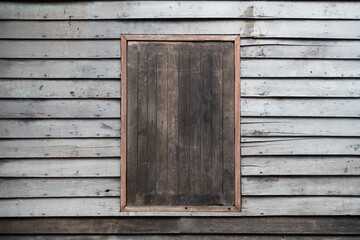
top-left (121, 35), bottom-right (241, 212)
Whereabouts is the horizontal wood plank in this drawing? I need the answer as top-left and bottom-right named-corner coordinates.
top-left (241, 60), bottom-right (360, 77)
top-left (0, 40), bottom-right (120, 58)
top-left (0, 158), bottom-right (120, 177)
top-left (180, 217), bottom-right (360, 234)
top-left (0, 178), bottom-right (120, 198)
top-left (0, 198), bottom-right (120, 217)
top-left (0, 236), bottom-right (359, 240)
top-left (242, 197), bottom-right (360, 216)
top-left (242, 156), bottom-right (360, 176)
top-left (2, 60), bottom-right (356, 79)
top-left (0, 60), bottom-right (120, 78)
top-left (242, 177), bottom-right (360, 196)
top-left (241, 99), bottom-right (360, 117)
top-left (241, 79), bottom-right (360, 97)
top-left (0, 119), bottom-right (120, 138)
top-left (241, 118), bottom-right (360, 136)
top-left (241, 39), bottom-right (360, 59)
top-left (0, 139), bottom-right (120, 158)
top-left (0, 20), bottom-right (359, 39)
top-left (0, 80), bottom-right (121, 98)
top-left (242, 137), bottom-right (360, 156)
top-left (2, 39), bottom-right (359, 59)
top-left (1, 197), bottom-right (359, 216)
top-left (1, 1), bottom-right (359, 19)
top-left (0, 100), bottom-right (120, 118)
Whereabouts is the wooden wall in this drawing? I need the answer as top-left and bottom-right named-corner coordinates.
top-left (0, 0), bottom-right (360, 222)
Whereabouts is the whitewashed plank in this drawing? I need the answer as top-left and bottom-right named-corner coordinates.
top-left (0, 80), bottom-right (121, 98)
top-left (1, 1), bottom-right (359, 19)
top-left (241, 99), bottom-right (360, 117)
top-left (0, 159), bottom-right (120, 177)
top-left (241, 60), bottom-right (360, 77)
top-left (3, 39), bottom-right (359, 59)
top-left (0, 20), bottom-right (359, 39)
top-left (241, 137), bottom-right (360, 156)
top-left (0, 60), bottom-right (120, 78)
top-left (241, 40), bottom-right (360, 59)
top-left (0, 198), bottom-right (120, 217)
top-left (241, 79), bottom-right (360, 97)
top-left (0, 100), bottom-right (120, 118)
top-left (1, 197), bottom-right (359, 216)
top-left (0, 139), bottom-right (120, 158)
top-left (242, 177), bottom-right (360, 196)
top-left (0, 40), bottom-right (120, 58)
top-left (241, 118), bottom-right (360, 136)
top-left (242, 156), bottom-right (360, 176)
top-left (0, 120), bottom-right (120, 138)
top-left (0, 178), bottom-right (120, 198)
top-left (242, 197), bottom-right (360, 216)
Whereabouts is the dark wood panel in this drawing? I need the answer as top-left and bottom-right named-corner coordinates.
top-left (1, 217), bottom-right (360, 234)
top-left (126, 40), bottom-right (235, 207)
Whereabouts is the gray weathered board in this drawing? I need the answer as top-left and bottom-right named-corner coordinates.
top-left (0, 0), bottom-right (359, 221)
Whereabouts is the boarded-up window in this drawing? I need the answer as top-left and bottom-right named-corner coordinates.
top-left (121, 35), bottom-right (240, 212)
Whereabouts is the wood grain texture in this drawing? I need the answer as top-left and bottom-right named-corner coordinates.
top-left (241, 79), bottom-right (360, 97)
top-left (242, 99), bottom-right (360, 117)
top-left (241, 39), bottom-right (360, 59)
top-left (0, 100), bottom-right (120, 118)
top-left (0, 60), bottom-right (120, 78)
top-left (242, 156), bottom-right (360, 176)
top-left (0, 80), bottom-right (121, 98)
top-left (241, 60), bottom-right (360, 77)
top-left (0, 198), bottom-right (120, 217)
top-left (180, 217), bottom-right (360, 234)
top-left (0, 119), bottom-right (120, 138)
top-left (1, 20), bottom-right (359, 39)
top-left (125, 41), bottom-right (236, 208)
top-left (241, 118), bottom-right (360, 136)
top-left (242, 177), bottom-right (360, 196)
top-left (242, 197), bottom-right (360, 216)
top-left (0, 159), bottom-right (120, 177)
top-left (4, 39), bottom-right (360, 59)
top-left (1, 236), bottom-right (359, 240)
top-left (0, 217), bottom-right (180, 234)
top-left (0, 139), bottom-right (120, 158)
top-left (0, 178), bottom-right (120, 198)
top-left (0, 40), bottom-right (120, 58)
top-left (242, 137), bottom-right (360, 156)
top-left (1, 1), bottom-right (359, 19)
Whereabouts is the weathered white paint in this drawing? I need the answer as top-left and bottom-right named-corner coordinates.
top-left (241, 137), bottom-right (360, 155)
top-left (0, 40), bottom-right (120, 58)
top-left (241, 79), bottom-right (360, 97)
top-left (242, 177), bottom-right (360, 196)
top-left (241, 60), bottom-right (360, 77)
top-left (241, 39), bottom-right (360, 59)
top-left (0, 60), bottom-right (120, 78)
top-left (0, 20), bottom-right (359, 39)
top-left (0, 80), bottom-right (121, 98)
top-left (0, 139), bottom-right (120, 158)
top-left (0, 100), bottom-right (121, 118)
top-left (242, 99), bottom-right (360, 117)
top-left (242, 197), bottom-right (360, 216)
top-left (1, 1), bottom-right (359, 20)
top-left (241, 118), bottom-right (360, 136)
top-left (0, 120), bottom-right (120, 138)
top-left (0, 178), bottom-right (120, 198)
top-left (1, 197), bottom-right (359, 216)
top-left (0, 159), bottom-right (120, 177)
top-left (242, 156), bottom-right (360, 176)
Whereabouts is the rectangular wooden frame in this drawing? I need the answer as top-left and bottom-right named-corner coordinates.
top-left (121, 35), bottom-right (241, 212)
